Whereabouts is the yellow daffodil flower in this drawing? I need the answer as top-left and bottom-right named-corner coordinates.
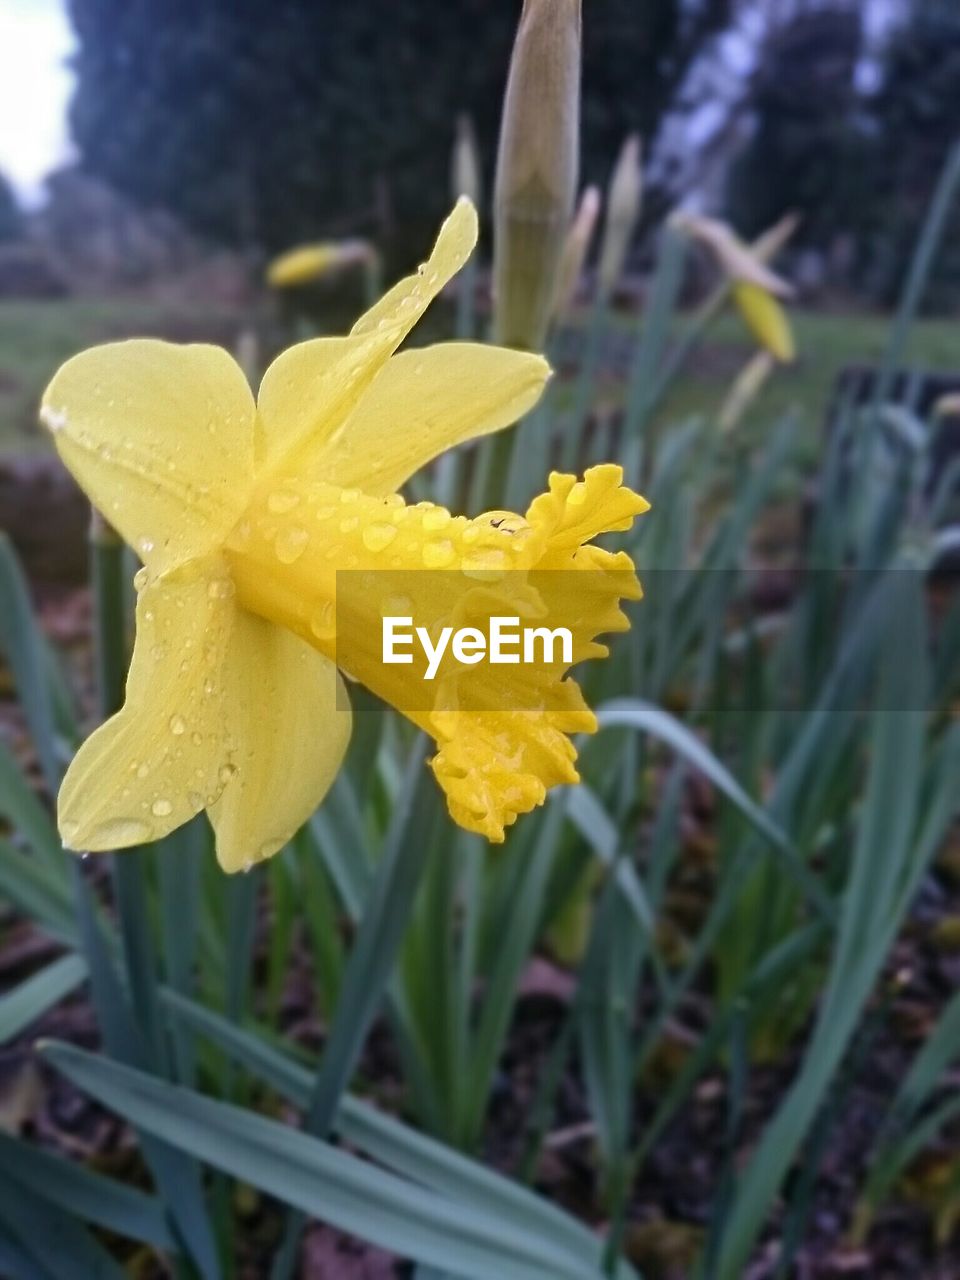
top-left (266, 238), bottom-right (374, 288)
top-left (671, 211), bottom-right (796, 363)
top-left (42, 198), bottom-right (649, 872)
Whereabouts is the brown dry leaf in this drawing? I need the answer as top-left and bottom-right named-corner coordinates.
top-left (0, 1058), bottom-right (43, 1133)
top-left (517, 956), bottom-right (577, 1003)
top-left (625, 1218), bottom-right (703, 1280)
top-left (300, 1225), bottom-right (395, 1279)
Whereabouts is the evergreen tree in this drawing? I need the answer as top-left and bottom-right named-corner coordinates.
top-left (66, 0), bottom-right (734, 257)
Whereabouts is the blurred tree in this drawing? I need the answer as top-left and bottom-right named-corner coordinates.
top-left (859, 0), bottom-right (960, 308)
top-left (726, 4), bottom-right (868, 248)
top-left (66, 0), bottom-right (734, 259)
top-left (0, 171), bottom-right (23, 242)
top-left (729, 0), bottom-right (960, 309)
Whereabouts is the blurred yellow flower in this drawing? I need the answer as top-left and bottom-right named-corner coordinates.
top-left (731, 282), bottom-right (795, 363)
top-left (266, 238), bottom-right (373, 287)
top-left (672, 211), bottom-right (796, 363)
top-left (42, 199), bottom-right (648, 871)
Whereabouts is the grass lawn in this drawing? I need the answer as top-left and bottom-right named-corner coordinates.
top-left (648, 307), bottom-right (960, 450)
top-left (0, 298), bottom-right (244, 455)
top-left (1, 296), bottom-right (957, 460)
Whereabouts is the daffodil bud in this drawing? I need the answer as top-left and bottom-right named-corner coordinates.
top-left (493, 0), bottom-right (581, 349)
top-left (266, 239), bottom-right (374, 288)
top-left (597, 134), bottom-right (642, 301)
top-left (553, 185), bottom-right (601, 321)
top-left (452, 114), bottom-right (482, 207)
top-left (671, 211), bottom-right (796, 363)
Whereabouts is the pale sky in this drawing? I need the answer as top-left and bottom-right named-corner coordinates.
top-left (0, 0), bottom-right (75, 206)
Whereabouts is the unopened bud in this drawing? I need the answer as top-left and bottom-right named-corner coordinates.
top-left (266, 239), bottom-right (374, 288)
top-left (493, 0), bottom-right (581, 349)
top-left (732, 283), bottom-right (795, 363)
top-left (597, 134), bottom-right (642, 300)
top-left (553, 185), bottom-right (601, 321)
top-left (671, 211), bottom-right (796, 362)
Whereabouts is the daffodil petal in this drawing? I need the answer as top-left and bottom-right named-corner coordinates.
top-left (41, 340), bottom-right (256, 573)
top-left (320, 343), bottom-right (550, 494)
top-left (226, 464), bottom-right (648, 845)
top-left (350, 197), bottom-right (477, 338)
top-left (732, 282), bottom-right (795, 363)
top-left (206, 615), bottom-right (351, 873)
top-left (256, 198), bottom-right (479, 471)
top-left (58, 562), bottom-right (236, 852)
top-left (428, 466), bottom-right (647, 840)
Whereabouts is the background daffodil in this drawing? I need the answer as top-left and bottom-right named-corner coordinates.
top-left (42, 198), bottom-right (648, 872)
top-left (265, 238), bottom-right (375, 288)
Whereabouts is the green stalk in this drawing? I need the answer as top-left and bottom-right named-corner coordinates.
top-left (90, 512), bottom-right (167, 1068)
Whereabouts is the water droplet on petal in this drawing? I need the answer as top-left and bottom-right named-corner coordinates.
top-left (136, 762), bottom-right (150, 779)
top-left (268, 490), bottom-right (300, 514)
top-left (191, 731), bottom-right (203, 746)
top-left (208, 577), bottom-right (236, 600)
top-left (219, 763), bottom-right (237, 785)
top-left (169, 714), bottom-right (186, 735)
top-left (423, 539), bottom-right (455, 568)
top-left (133, 566), bottom-right (149, 592)
top-left (188, 791), bottom-right (205, 811)
top-left (95, 817), bottom-right (152, 845)
top-left (362, 522), bottom-right (397, 552)
top-left (339, 515), bottom-right (359, 533)
top-left (41, 405), bottom-right (68, 433)
top-left (310, 601), bottom-right (336, 639)
top-left (339, 488), bottom-right (361, 503)
top-left (151, 798), bottom-right (173, 817)
top-left (380, 594), bottom-right (414, 618)
top-left (422, 508), bottom-right (450, 532)
top-left (314, 505), bottom-right (336, 521)
top-left (138, 537), bottom-right (155, 555)
top-left (275, 525), bottom-right (309, 564)
top-left (462, 549), bottom-right (508, 580)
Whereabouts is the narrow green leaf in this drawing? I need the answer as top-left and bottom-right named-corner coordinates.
top-left (0, 953), bottom-right (87, 1045)
top-left (42, 1042), bottom-right (611, 1280)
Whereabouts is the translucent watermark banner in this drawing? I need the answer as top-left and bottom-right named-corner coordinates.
top-left (328, 567), bottom-right (959, 714)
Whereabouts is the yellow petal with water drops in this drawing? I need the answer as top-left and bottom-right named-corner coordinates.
top-left (41, 340), bottom-right (256, 574)
top-left (732, 282), bottom-right (795, 363)
top-left (58, 561), bottom-right (237, 852)
top-left (350, 197), bottom-right (477, 339)
top-left (320, 343), bottom-right (550, 495)
top-left (428, 466), bottom-right (647, 840)
top-left (256, 198), bottom-right (479, 471)
top-left (225, 464), bottom-right (648, 844)
top-left (207, 614), bottom-right (351, 873)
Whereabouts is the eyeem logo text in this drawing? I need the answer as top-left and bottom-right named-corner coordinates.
top-left (383, 616), bottom-right (573, 680)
